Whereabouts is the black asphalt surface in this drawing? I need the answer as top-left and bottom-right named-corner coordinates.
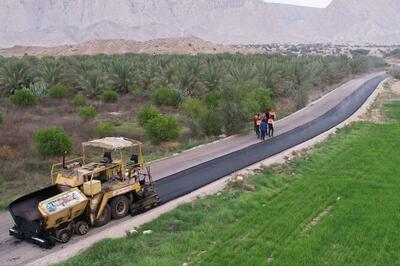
top-left (154, 74), bottom-right (387, 203)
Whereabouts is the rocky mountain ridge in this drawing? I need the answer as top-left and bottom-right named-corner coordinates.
top-left (0, 0), bottom-right (399, 47)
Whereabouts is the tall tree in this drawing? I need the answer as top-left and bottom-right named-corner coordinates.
top-left (0, 60), bottom-right (31, 95)
top-left (108, 59), bottom-right (134, 94)
top-left (37, 57), bottom-right (66, 86)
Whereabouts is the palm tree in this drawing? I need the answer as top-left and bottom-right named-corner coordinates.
top-left (37, 57), bottom-right (66, 86)
top-left (227, 62), bottom-right (257, 91)
top-left (108, 59), bottom-right (134, 94)
top-left (201, 58), bottom-right (223, 92)
top-left (0, 60), bottom-right (31, 95)
top-left (258, 61), bottom-right (284, 97)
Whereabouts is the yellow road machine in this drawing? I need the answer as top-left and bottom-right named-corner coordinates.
top-left (8, 137), bottom-right (160, 248)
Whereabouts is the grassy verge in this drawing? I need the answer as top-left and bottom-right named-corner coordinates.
top-left (60, 116), bottom-right (400, 264)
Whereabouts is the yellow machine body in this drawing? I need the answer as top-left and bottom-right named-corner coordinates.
top-left (38, 188), bottom-right (88, 230)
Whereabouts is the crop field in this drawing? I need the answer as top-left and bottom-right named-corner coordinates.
top-left (61, 99), bottom-right (400, 265)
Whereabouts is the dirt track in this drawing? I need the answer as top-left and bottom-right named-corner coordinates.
top-left (0, 72), bottom-right (385, 266)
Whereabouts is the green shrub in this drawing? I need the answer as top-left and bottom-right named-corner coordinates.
top-left (33, 128), bottom-right (73, 157)
top-left (101, 90), bottom-right (119, 103)
top-left (95, 122), bottom-right (115, 138)
top-left (249, 88), bottom-right (274, 112)
top-left (47, 84), bottom-right (69, 99)
top-left (389, 66), bottom-right (400, 80)
top-left (144, 115), bottom-right (181, 144)
top-left (152, 87), bottom-right (179, 107)
top-left (0, 111), bottom-right (3, 125)
top-left (73, 94), bottom-right (87, 107)
top-left (137, 106), bottom-right (161, 127)
top-left (79, 106), bottom-right (97, 120)
top-left (204, 91), bottom-right (221, 110)
top-left (200, 110), bottom-right (223, 136)
top-left (181, 98), bottom-right (204, 119)
top-left (29, 81), bottom-right (48, 98)
top-left (10, 88), bottom-right (37, 107)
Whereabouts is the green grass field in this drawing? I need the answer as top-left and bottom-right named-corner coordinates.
top-left (61, 107), bottom-right (400, 265)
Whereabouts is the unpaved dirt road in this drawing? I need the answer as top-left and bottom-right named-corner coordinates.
top-left (0, 72), bottom-right (385, 266)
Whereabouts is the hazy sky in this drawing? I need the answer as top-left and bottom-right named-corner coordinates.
top-left (263, 0), bottom-right (332, 8)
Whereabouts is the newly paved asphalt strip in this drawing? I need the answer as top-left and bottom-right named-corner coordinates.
top-left (154, 74), bottom-right (387, 203)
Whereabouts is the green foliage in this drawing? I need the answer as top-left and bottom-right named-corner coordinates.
top-left (0, 111), bottom-right (3, 125)
top-left (79, 106), bottom-right (97, 120)
top-left (29, 81), bottom-right (48, 98)
top-left (181, 98), bottom-right (204, 119)
top-left (219, 86), bottom-right (251, 135)
top-left (0, 60), bottom-right (31, 95)
top-left (200, 110), bottom-right (223, 136)
top-left (32, 128), bottom-right (73, 157)
top-left (38, 58), bottom-right (66, 86)
top-left (101, 90), bottom-right (119, 103)
top-left (144, 115), bottom-right (181, 144)
top-left (95, 122), bottom-right (115, 138)
top-left (389, 66), bottom-right (400, 79)
top-left (47, 84), bottom-right (69, 99)
top-left (137, 106), bottom-right (161, 127)
top-left (108, 60), bottom-right (134, 94)
top-left (248, 88), bottom-right (274, 112)
top-left (152, 87), bottom-right (179, 107)
top-left (73, 94), bottom-right (87, 107)
top-left (10, 88), bottom-right (37, 107)
top-left (204, 91), bottom-right (221, 110)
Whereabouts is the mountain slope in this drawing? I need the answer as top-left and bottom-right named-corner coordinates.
top-left (0, 0), bottom-right (399, 47)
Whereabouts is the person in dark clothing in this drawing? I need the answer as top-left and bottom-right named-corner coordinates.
top-left (265, 109), bottom-right (270, 120)
top-left (254, 113), bottom-right (261, 139)
top-left (260, 119), bottom-right (268, 140)
top-left (268, 117), bottom-right (274, 137)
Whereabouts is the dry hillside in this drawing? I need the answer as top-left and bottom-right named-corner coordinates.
top-left (0, 0), bottom-right (399, 48)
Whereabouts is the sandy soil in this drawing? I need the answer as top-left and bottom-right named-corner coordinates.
top-left (0, 37), bottom-right (249, 58)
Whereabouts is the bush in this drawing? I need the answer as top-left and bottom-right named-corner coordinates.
top-left (137, 106), bottom-right (161, 127)
top-left (79, 106), bottom-right (97, 120)
top-left (389, 66), bottom-right (400, 79)
top-left (10, 88), bottom-right (37, 107)
top-left (47, 84), bottom-right (69, 99)
top-left (29, 81), bottom-right (48, 98)
top-left (204, 91), bottom-right (221, 110)
top-left (181, 98), bottom-right (204, 119)
top-left (152, 87), bottom-right (179, 107)
top-left (0, 111), bottom-right (3, 125)
top-left (144, 115), bottom-right (181, 144)
top-left (101, 90), bottom-right (119, 103)
top-left (249, 88), bottom-right (274, 112)
top-left (73, 94), bottom-right (87, 107)
top-left (95, 122), bottom-right (115, 138)
top-left (200, 110), bottom-right (223, 136)
top-left (33, 128), bottom-right (73, 157)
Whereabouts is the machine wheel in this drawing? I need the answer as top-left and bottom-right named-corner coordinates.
top-left (94, 204), bottom-right (111, 227)
top-left (75, 221), bottom-right (89, 235)
top-left (56, 229), bottom-right (72, 243)
top-left (110, 195), bottom-right (129, 219)
top-left (130, 202), bottom-right (145, 216)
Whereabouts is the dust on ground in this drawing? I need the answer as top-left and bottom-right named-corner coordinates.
top-left (361, 79), bottom-right (400, 123)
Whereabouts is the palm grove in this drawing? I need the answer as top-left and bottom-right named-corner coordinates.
top-left (0, 53), bottom-right (384, 157)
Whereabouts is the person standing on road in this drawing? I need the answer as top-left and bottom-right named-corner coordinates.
top-left (269, 110), bottom-right (276, 120)
top-left (260, 118), bottom-right (268, 140)
top-left (265, 109), bottom-right (270, 120)
top-left (268, 117), bottom-right (274, 137)
top-left (254, 113), bottom-right (261, 139)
